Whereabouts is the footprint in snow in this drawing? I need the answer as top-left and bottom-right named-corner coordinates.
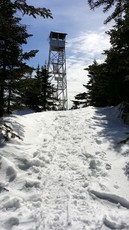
top-left (4, 217), bottom-right (19, 230)
top-left (25, 179), bottom-right (40, 188)
top-left (96, 139), bottom-right (102, 145)
top-left (17, 158), bottom-right (31, 171)
top-left (3, 197), bottom-right (20, 210)
top-left (6, 166), bottom-right (16, 182)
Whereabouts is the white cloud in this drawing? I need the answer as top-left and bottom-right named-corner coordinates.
top-left (66, 28), bottom-right (110, 108)
top-left (67, 28), bottom-right (110, 58)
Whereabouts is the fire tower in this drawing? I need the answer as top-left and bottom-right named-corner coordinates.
top-left (48, 31), bottom-right (68, 110)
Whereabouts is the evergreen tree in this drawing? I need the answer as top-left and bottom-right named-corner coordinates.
top-left (9, 0), bottom-right (52, 19)
top-left (85, 17), bottom-right (129, 107)
top-left (71, 91), bottom-right (88, 109)
top-left (35, 65), bottom-right (56, 111)
top-left (0, 0), bottom-right (38, 115)
top-left (88, 0), bottom-right (129, 23)
top-left (71, 100), bottom-right (81, 110)
top-left (85, 61), bottom-right (109, 107)
top-left (72, 60), bottom-right (109, 108)
top-left (18, 65), bottom-right (56, 111)
top-left (0, 0), bottom-right (52, 116)
top-left (81, 1), bottom-right (129, 108)
top-left (104, 14), bottom-right (129, 104)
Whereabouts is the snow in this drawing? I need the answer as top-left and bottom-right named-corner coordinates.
top-left (0, 106), bottom-right (129, 229)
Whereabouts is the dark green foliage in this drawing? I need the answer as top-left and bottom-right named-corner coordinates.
top-left (0, 0), bottom-right (39, 115)
top-left (0, 0), bottom-right (52, 116)
top-left (15, 76), bottom-right (41, 111)
top-left (71, 100), bottom-right (81, 110)
top-left (17, 65), bottom-right (57, 112)
top-left (104, 14), bottom-right (129, 104)
top-left (71, 90), bottom-right (88, 109)
top-left (71, 61), bottom-right (110, 108)
top-left (88, 0), bottom-right (129, 23)
top-left (72, 2), bottom-right (129, 110)
top-left (85, 61), bottom-right (110, 107)
top-left (8, 0), bottom-right (52, 19)
top-left (34, 65), bottom-right (57, 111)
top-left (77, 3), bottom-right (129, 109)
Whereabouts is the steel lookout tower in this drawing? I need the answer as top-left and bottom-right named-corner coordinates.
top-left (48, 31), bottom-right (68, 110)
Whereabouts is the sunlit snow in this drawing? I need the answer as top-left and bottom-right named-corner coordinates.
top-left (0, 106), bottom-right (129, 230)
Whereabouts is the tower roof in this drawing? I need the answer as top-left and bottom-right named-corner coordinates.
top-left (49, 31), bottom-right (67, 40)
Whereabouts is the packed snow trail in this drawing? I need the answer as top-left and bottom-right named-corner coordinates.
top-left (1, 107), bottom-right (129, 229)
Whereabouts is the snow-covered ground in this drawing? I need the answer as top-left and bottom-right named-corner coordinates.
top-left (0, 106), bottom-right (129, 230)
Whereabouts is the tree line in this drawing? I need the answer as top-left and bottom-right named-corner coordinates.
top-left (72, 0), bottom-right (129, 112)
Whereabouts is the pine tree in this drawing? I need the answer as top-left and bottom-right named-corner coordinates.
top-left (12, 0), bottom-right (52, 19)
top-left (85, 61), bottom-right (109, 106)
top-left (103, 10), bottom-right (129, 104)
top-left (0, 0), bottom-right (38, 115)
top-left (71, 90), bottom-right (88, 109)
top-left (18, 65), bottom-right (57, 111)
top-left (35, 65), bottom-right (57, 111)
top-left (83, 1), bottom-right (129, 107)
top-left (88, 0), bottom-right (128, 23)
top-left (0, 0), bottom-right (52, 116)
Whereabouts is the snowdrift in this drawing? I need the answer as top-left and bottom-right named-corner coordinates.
top-left (0, 106), bottom-right (129, 229)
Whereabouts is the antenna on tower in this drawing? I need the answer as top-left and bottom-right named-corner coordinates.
top-left (47, 31), bottom-right (68, 110)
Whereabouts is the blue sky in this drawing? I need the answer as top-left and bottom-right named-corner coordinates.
top-left (22, 0), bottom-right (112, 108)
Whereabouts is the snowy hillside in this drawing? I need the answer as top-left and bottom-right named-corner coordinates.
top-left (0, 106), bottom-right (129, 230)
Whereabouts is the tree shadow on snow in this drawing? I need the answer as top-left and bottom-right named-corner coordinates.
top-left (92, 106), bottom-right (129, 152)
